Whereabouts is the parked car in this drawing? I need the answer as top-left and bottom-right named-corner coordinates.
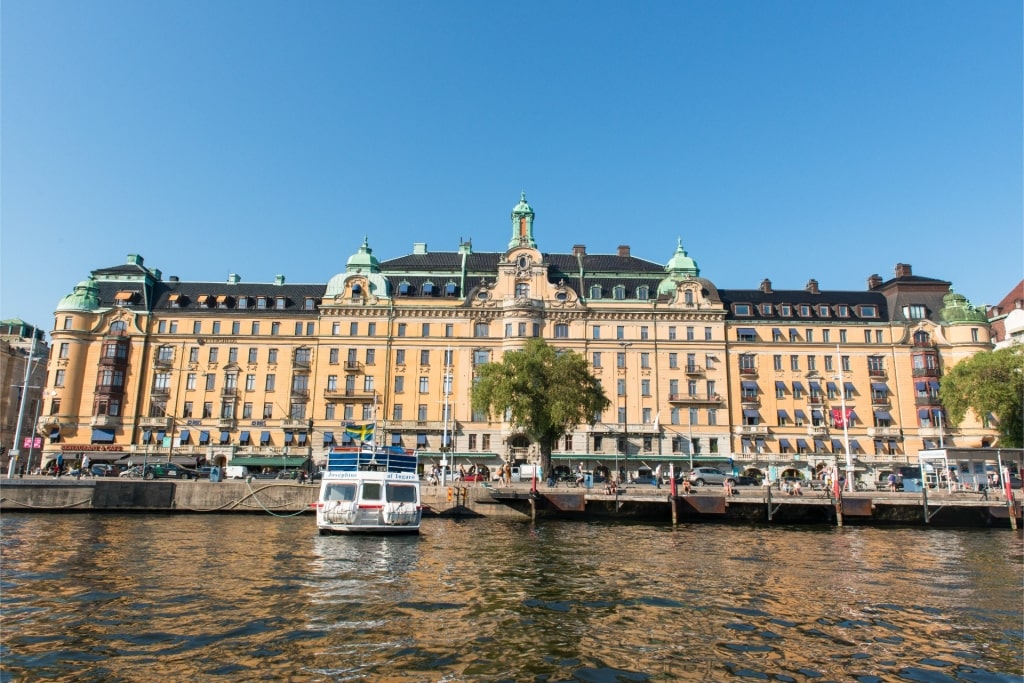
top-left (688, 467), bottom-right (736, 487)
top-left (142, 463), bottom-right (195, 480)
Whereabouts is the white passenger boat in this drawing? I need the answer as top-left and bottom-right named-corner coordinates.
top-left (315, 446), bottom-right (423, 534)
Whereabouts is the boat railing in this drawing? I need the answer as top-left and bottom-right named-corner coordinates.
top-left (326, 446), bottom-right (418, 474)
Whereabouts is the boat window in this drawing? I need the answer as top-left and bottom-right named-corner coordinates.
top-left (361, 482), bottom-right (383, 501)
top-left (326, 484), bottom-right (356, 502)
top-left (387, 483), bottom-right (418, 503)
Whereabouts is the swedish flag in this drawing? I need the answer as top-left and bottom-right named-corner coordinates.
top-left (344, 424), bottom-right (375, 441)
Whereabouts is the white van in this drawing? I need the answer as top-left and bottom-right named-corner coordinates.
top-left (225, 465), bottom-right (249, 480)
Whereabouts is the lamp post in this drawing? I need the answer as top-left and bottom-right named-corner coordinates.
top-left (618, 342), bottom-right (631, 483)
top-left (834, 344), bottom-right (853, 493)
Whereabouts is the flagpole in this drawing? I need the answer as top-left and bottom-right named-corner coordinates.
top-left (836, 344), bottom-right (853, 492)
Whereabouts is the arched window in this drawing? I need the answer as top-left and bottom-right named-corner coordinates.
top-left (398, 282), bottom-right (412, 296)
top-left (684, 290), bottom-right (694, 305)
top-left (445, 282), bottom-right (458, 297)
top-left (515, 283), bottom-right (530, 298)
top-left (913, 331), bottom-right (931, 346)
top-left (589, 285), bottom-right (602, 299)
top-left (613, 285), bottom-right (626, 300)
top-left (423, 282), bottom-right (435, 296)
top-left (110, 321), bottom-right (127, 334)
top-left (636, 286), bottom-right (649, 300)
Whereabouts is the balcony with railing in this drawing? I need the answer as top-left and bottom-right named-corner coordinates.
top-left (914, 394), bottom-right (942, 406)
top-left (343, 361), bottom-right (364, 373)
top-left (150, 385), bottom-right (171, 397)
top-left (806, 425), bottom-right (829, 436)
top-left (866, 426), bottom-right (899, 438)
top-left (870, 396), bottom-right (891, 407)
top-left (90, 414), bottom-right (122, 428)
top-left (217, 418), bottom-right (237, 430)
top-left (221, 387), bottom-right (238, 398)
top-left (684, 364), bottom-right (705, 376)
top-left (912, 366), bottom-right (940, 377)
top-left (153, 356), bottom-right (174, 369)
top-left (668, 393), bottom-right (723, 404)
top-left (868, 368), bottom-right (887, 378)
top-left (734, 424), bottom-right (770, 435)
top-left (806, 395), bottom-right (825, 407)
top-left (139, 416), bottom-right (172, 429)
top-left (738, 366), bottom-right (757, 376)
top-left (289, 388), bottom-right (310, 401)
top-left (280, 418), bottom-right (310, 431)
top-left (740, 395), bottom-right (760, 407)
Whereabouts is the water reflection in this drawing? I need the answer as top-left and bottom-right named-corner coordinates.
top-left (1, 514), bottom-right (1021, 682)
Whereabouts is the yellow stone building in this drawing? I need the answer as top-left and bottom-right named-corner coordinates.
top-left (39, 194), bottom-right (997, 483)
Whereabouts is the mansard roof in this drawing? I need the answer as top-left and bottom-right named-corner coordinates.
top-left (717, 288), bottom-right (890, 321)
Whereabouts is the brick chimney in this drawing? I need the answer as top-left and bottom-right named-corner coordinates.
top-left (894, 263), bottom-right (912, 278)
top-left (867, 274), bottom-right (883, 290)
top-left (617, 245), bottom-right (631, 257)
top-left (573, 244), bottom-right (586, 256)
top-left (805, 279), bottom-right (820, 294)
top-left (760, 278), bottom-right (772, 293)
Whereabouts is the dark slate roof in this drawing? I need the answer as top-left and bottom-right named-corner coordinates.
top-left (717, 289), bottom-right (889, 322)
top-left (150, 281), bottom-right (326, 314)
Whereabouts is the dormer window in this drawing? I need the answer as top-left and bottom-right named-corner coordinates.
top-left (589, 285), bottom-right (602, 299)
top-left (798, 305), bottom-right (811, 317)
top-left (903, 304), bottom-right (926, 319)
top-left (168, 293), bottom-right (182, 308)
top-left (859, 305), bottom-right (878, 318)
top-left (836, 304), bottom-right (849, 317)
top-left (817, 305), bottom-right (830, 317)
top-left (114, 291), bottom-right (136, 306)
top-left (197, 294), bottom-right (211, 307)
top-left (275, 296), bottom-right (286, 310)
top-left (216, 295), bottom-right (231, 308)
top-left (304, 297), bottom-right (317, 310)
top-left (237, 296), bottom-right (248, 309)
top-left (734, 304), bottom-right (752, 316)
top-left (422, 282), bottom-right (435, 296)
top-left (398, 282), bottom-right (412, 296)
top-left (351, 283), bottom-right (362, 294)
top-left (779, 304), bottom-right (792, 316)
top-left (445, 282), bottom-right (458, 297)
top-left (636, 285), bottom-right (649, 300)
top-left (256, 297), bottom-right (268, 310)
top-left (760, 303), bottom-right (772, 315)
top-left (613, 285), bottom-right (626, 300)
top-left (684, 290), bottom-right (694, 305)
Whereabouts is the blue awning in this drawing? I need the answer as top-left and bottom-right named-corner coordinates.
top-left (796, 438), bottom-right (808, 449)
top-left (929, 381), bottom-right (940, 391)
top-left (341, 432), bottom-right (353, 444)
top-left (888, 439), bottom-right (898, 450)
top-left (391, 434), bottom-right (402, 445)
top-left (284, 432), bottom-right (294, 444)
top-left (741, 381), bottom-right (758, 390)
top-left (777, 409), bottom-right (789, 420)
top-left (826, 382), bottom-right (837, 391)
top-left (844, 382), bottom-right (856, 391)
top-left (297, 433), bottom-right (308, 444)
top-left (871, 382), bottom-right (889, 392)
top-left (772, 328), bottom-right (782, 338)
top-left (179, 429), bottom-right (190, 444)
top-left (199, 430), bottom-right (210, 444)
top-left (219, 431), bottom-right (230, 444)
top-left (416, 433), bottom-right (428, 446)
top-left (775, 381), bottom-right (787, 390)
top-left (736, 327), bottom-right (755, 335)
top-left (741, 437), bottom-right (751, 446)
top-left (849, 439), bottom-right (861, 452)
top-left (742, 409), bottom-right (759, 418)
top-left (931, 408), bottom-right (944, 420)
top-left (874, 410), bottom-right (891, 420)
top-left (918, 408), bottom-right (930, 418)
top-left (808, 381), bottom-right (821, 392)
top-left (789, 327), bottom-right (798, 337)
top-left (156, 430), bottom-right (166, 443)
top-left (142, 429), bottom-right (151, 443)
top-left (831, 438), bottom-right (844, 450)
top-left (915, 381), bottom-right (926, 391)
top-left (847, 410), bottom-right (858, 421)
top-left (260, 431), bottom-right (271, 445)
top-left (755, 437), bottom-right (766, 447)
top-left (814, 438), bottom-right (826, 450)
top-left (778, 438), bottom-right (791, 449)
top-left (794, 409), bottom-right (807, 419)
top-left (792, 381), bottom-right (805, 392)
top-left (91, 428), bottom-right (115, 444)
top-left (239, 430), bottom-right (251, 444)
top-left (322, 431), bottom-right (334, 445)
top-left (811, 409), bottom-right (823, 419)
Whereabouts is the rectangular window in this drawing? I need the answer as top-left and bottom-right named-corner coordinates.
top-left (271, 322), bottom-right (280, 335)
top-left (839, 329), bottom-right (847, 343)
top-left (332, 322), bottom-right (341, 335)
top-left (616, 326), bottom-right (624, 339)
top-left (807, 355), bottom-right (816, 371)
top-left (667, 326), bottom-right (676, 340)
top-left (203, 402), bottom-right (213, 418)
top-left (773, 355), bottom-right (783, 371)
top-left (841, 355), bottom-right (851, 372)
top-left (641, 379), bottom-right (650, 396)
top-left (592, 326), bottom-right (601, 340)
top-left (208, 347), bottom-right (219, 363)
top-left (422, 323), bottom-right (430, 337)
top-left (705, 327), bottom-right (712, 341)
top-left (245, 374), bottom-right (256, 391)
top-left (474, 322), bottom-right (489, 337)
top-left (205, 373), bottom-right (216, 391)
top-left (640, 326), bottom-right (649, 340)
top-left (193, 321), bottom-right (202, 334)
top-left (419, 377), bottom-right (429, 393)
top-left (395, 349), bottom-right (405, 366)
top-left (391, 404), bottom-right (402, 420)
top-left (689, 407), bottom-right (699, 425)
top-left (420, 350), bottom-right (430, 365)
top-left (640, 353), bottom-right (650, 369)
top-left (668, 353), bottom-right (677, 369)
top-left (251, 322), bottom-right (260, 335)
top-left (366, 348), bottom-right (375, 365)
top-left (592, 352), bottom-right (602, 368)
top-left (228, 347), bottom-right (238, 363)
top-left (248, 348), bottom-right (258, 363)
top-left (324, 403), bottom-right (335, 420)
top-left (686, 326), bottom-right (694, 341)
top-left (350, 322), bottom-right (358, 336)
top-left (617, 379), bottom-right (626, 396)
top-left (822, 329), bottom-right (831, 343)
top-left (790, 355), bottom-right (799, 371)
top-left (418, 404), bottom-right (428, 421)
top-left (394, 376), bottom-right (404, 393)
top-left (186, 373), bottom-right (196, 390)
top-left (242, 402), bottom-right (253, 419)
top-left (368, 323), bottom-right (376, 336)
top-left (445, 324), bottom-right (454, 338)
top-left (268, 348), bottom-right (278, 363)
top-left (263, 402), bottom-right (273, 419)
top-left (806, 329), bottom-right (814, 343)
top-left (295, 322), bottom-right (304, 336)
top-left (398, 323), bottom-right (407, 337)
top-left (265, 374), bottom-right (275, 391)
top-left (617, 352), bottom-right (626, 369)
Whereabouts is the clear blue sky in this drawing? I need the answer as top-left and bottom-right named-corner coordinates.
top-left (2, 1), bottom-right (1021, 333)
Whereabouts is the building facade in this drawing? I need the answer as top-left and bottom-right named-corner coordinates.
top-left (39, 195), bottom-right (997, 482)
top-left (1, 319), bottom-right (49, 474)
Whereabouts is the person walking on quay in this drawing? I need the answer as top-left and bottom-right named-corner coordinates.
top-left (55, 453), bottom-right (64, 478)
top-left (888, 472), bottom-right (898, 492)
top-left (653, 464), bottom-right (662, 489)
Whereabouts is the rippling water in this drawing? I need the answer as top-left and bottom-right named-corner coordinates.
top-left (1, 513), bottom-right (1021, 682)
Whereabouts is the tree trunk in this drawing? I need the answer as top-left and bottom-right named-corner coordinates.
top-left (538, 435), bottom-right (555, 482)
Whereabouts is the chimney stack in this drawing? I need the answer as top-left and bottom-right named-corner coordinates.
top-left (573, 244), bottom-right (587, 256)
top-left (760, 278), bottom-right (772, 293)
top-left (867, 274), bottom-right (883, 290)
top-left (805, 279), bottom-right (820, 294)
top-left (894, 263), bottom-right (913, 278)
top-left (617, 245), bottom-right (631, 257)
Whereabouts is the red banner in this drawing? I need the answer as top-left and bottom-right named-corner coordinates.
top-left (831, 408), bottom-right (852, 428)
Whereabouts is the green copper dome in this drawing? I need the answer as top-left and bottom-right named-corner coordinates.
top-left (511, 191), bottom-right (533, 215)
top-left (56, 277), bottom-right (100, 312)
top-left (665, 238), bottom-right (699, 275)
top-left (939, 288), bottom-right (988, 324)
top-left (346, 236), bottom-right (380, 272)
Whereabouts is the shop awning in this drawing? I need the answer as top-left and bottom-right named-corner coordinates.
top-left (91, 428), bottom-right (115, 443)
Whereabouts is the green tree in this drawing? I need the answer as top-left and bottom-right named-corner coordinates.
top-left (471, 338), bottom-right (611, 479)
top-left (940, 346), bottom-right (1024, 448)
